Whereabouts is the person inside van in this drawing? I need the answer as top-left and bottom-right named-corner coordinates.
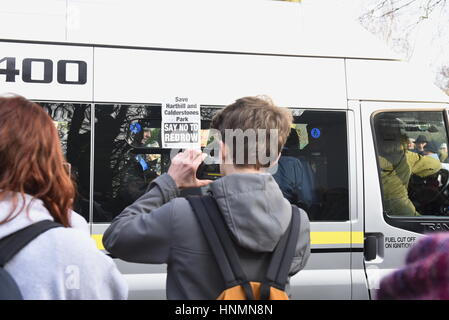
top-left (424, 140), bottom-right (441, 160)
top-left (103, 96), bottom-right (311, 300)
top-left (132, 126), bottom-right (161, 171)
top-left (142, 128), bottom-right (160, 148)
top-left (407, 138), bottom-right (415, 151)
top-left (374, 115), bottom-right (441, 216)
top-left (413, 135), bottom-right (428, 155)
top-left (272, 128), bottom-right (316, 211)
top-left (0, 96), bottom-right (128, 300)
top-left (119, 125), bottom-right (160, 207)
top-left (423, 141), bottom-right (449, 171)
top-left (440, 143), bottom-right (449, 163)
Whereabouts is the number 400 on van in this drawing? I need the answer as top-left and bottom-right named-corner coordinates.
top-left (0, 57), bottom-right (87, 85)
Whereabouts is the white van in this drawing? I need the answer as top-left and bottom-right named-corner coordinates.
top-left (1, 0), bottom-right (449, 299)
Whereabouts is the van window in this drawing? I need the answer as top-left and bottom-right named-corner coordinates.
top-left (272, 110), bottom-right (349, 221)
top-left (92, 105), bottom-right (349, 222)
top-left (92, 104), bottom-right (221, 222)
top-left (93, 104), bottom-right (161, 222)
top-left (40, 102), bottom-right (91, 221)
top-left (373, 111), bottom-right (449, 219)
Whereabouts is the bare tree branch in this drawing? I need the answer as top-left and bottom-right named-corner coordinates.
top-left (380, 0), bottom-right (416, 17)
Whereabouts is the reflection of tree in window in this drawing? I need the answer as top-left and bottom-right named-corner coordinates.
top-left (94, 105), bottom-right (128, 199)
top-left (41, 103), bottom-right (91, 221)
top-left (201, 106), bottom-right (221, 120)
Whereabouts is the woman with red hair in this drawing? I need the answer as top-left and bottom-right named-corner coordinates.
top-left (0, 96), bottom-right (127, 299)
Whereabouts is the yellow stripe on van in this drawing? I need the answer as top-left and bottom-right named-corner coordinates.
top-left (310, 232), bottom-right (364, 245)
top-left (92, 231), bottom-right (364, 250)
top-left (92, 234), bottom-right (105, 250)
top-left (351, 231), bottom-right (365, 244)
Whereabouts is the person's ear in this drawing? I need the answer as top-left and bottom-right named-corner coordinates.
top-left (269, 153), bottom-right (281, 168)
top-left (220, 141), bottom-right (227, 164)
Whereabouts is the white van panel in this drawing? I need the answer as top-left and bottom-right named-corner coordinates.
top-left (124, 269), bottom-right (352, 300)
top-left (67, 0), bottom-right (300, 55)
top-left (124, 274), bottom-right (167, 300)
top-left (0, 42), bottom-right (93, 101)
top-left (0, 0), bottom-right (66, 41)
top-left (93, 48), bottom-right (347, 108)
top-left (0, 1), bottom-right (398, 60)
top-left (65, 0), bottom-right (397, 60)
top-left (346, 59), bottom-right (449, 103)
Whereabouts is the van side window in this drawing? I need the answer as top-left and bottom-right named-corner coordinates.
top-left (373, 111), bottom-right (449, 218)
top-left (92, 104), bottom-right (221, 222)
top-left (40, 102), bottom-right (91, 221)
top-left (272, 110), bottom-right (349, 222)
top-left (40, 103), bottom-right (350, 223)
top-left (93, 104), bottom-right (164, 222)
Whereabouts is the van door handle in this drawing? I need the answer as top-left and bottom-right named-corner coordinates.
top-left (364, 234), bottom-right (378, 261)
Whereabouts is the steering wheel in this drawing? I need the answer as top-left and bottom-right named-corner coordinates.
top-left (433, 168), bottom-right (449, 201)
top-left (409, 169), bottom-right (449, 215)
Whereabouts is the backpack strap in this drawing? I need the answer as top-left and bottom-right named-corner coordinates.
top-left (260, 205), bottom-right (301, 299)
top-left (186, 196), bottom-right (255, 300)
top-left (0, 220), bottom-right (62, 267)
top-left (201, 196), bottom-right (255, 300)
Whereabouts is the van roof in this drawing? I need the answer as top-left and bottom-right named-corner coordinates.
top-left (0, 0), bottom-right (398, 60)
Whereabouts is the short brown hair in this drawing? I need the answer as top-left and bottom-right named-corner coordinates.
top-left (210, 96), bottom-right (292, 169)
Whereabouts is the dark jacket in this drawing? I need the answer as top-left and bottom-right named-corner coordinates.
top-left (103, 173), bottom-right (311, 299)
top-left (273, 155), bottom-right (316, 209)
top-left (379, 150), bottom-right (441, 216)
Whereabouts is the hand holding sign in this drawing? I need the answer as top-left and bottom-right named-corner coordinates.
top-left (168, 149), bottom-right (213, 189)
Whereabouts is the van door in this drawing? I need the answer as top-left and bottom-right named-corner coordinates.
top-left (361, 101), bottom-right (449, 299)
top-left (279, 109), bottom-right (352, 300)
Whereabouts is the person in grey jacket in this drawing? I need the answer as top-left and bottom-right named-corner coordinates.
top-left (103, 96), bottom-right (311, 300)
top-left (0, 193), bottom-right (128, 300)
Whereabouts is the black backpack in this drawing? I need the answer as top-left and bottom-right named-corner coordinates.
top-left (186, 195), bottom-right (301, 300)
top-left (0, 220), bottom-right (61, 300)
